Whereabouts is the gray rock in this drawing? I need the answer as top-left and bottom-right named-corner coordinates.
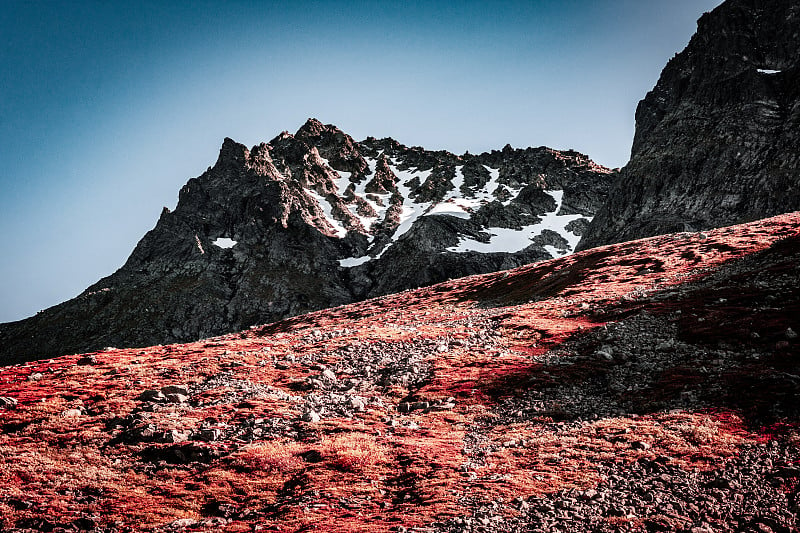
top-left (579, 0), bottom-right (800, 250)
top-left (164, 430), bottom-right (190, 443)
top-left (196, 429), bottom-right (221, 442)
top-left (595, 350), bottom-right (614, 362)
top-left (161, 385), bottom-right (190, 396)
top-left (165, 393), bottom-right (189, 404)
top-left (302, 410), bottom-right (321, 423)
top-left (349, 397), bottom-right (366, 412)
top-left (0, 396), bottom-right (17, 408)
top-left (139, 389), bottom-right (165, 402)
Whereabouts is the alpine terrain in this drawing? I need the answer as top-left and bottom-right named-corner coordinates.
top-left (0, 213), bottom-right (797, 532)
top-left (0, 120), bottom-right (613, 362)
top-left (579, 0), bottom-right (800, 249)
top-left (1, 0), bottom-right (800, 531)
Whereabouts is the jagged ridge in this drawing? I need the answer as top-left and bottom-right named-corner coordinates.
top-left (0, 119), bottom-right (613, 362)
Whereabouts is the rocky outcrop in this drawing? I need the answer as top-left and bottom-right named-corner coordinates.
top-left (0, 119), bottom-right (613, 362)
top-left (578, 0), bottom-right (800, 250)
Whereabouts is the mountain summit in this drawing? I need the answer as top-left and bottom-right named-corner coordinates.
top-left (578, 0), bottom-right (800, 249)
top-left (0, 120), bottom-right (613, 362)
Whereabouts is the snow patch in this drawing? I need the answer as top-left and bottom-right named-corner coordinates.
top-left (447, 190), bottom-right (587, 255)
top-left (543, 245), bottom-right (568, 258)
top-left (213, 237), bottom-right (237, 249)
top-left (307, 189), bottom-right (348, 238)
top-left (338, 256), bottom-right (372, 268)
top-left (372, 161), bottom-right (435, 258)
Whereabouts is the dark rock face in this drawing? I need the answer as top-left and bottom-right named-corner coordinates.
top-left (0, 119), bottom-right (613, 363)
top-left (579, 0), bottom-right (800, 250)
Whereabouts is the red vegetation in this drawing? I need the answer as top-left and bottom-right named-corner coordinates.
top-left (0, 213), bottom-right (799, 532)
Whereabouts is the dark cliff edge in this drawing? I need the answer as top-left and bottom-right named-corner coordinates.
top-left (578, 0), bottom-right (800, 250)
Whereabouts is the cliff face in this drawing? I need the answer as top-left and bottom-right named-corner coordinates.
top-left (579, 0), bottom-right (800, 250)
top-left (0, 119), bottom-right (613, 362)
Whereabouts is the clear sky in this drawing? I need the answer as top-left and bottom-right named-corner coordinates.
top-left (0, 0), bottom-right (723, 323)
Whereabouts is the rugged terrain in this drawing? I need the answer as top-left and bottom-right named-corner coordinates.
top-left (0, 119), bottom-right (613, 362)
top-left (579, 0), bottom-right (800, 249)
top-left (0, 212), bottom-right (798, 532)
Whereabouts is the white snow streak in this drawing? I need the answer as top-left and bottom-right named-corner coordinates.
top-left (319, 157), bottom-right (588, 267)
top-left (212, 237), bottom-right (237, 249)
top-left (338, 256), bottom-right (372, 268)
top-left (307, 189), bottom-right (348, 238)
top-left (446, 190), bottom-right (586, 257)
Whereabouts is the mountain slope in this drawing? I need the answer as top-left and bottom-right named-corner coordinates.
top-left (0, 119), bottom-right (613, 362)
top-left (578, 0), bottom-right (800, 250)
top-left (0, 213), bottom-right (798, 532)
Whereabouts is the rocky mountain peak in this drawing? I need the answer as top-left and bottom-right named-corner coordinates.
top-left (215, 137), bottom-right (250, 166)
top-left (579, 0), bottom-right (800, 250)
top-left (364, 155), bottom-right (397, 194)
top-left (0, 119), bottom-right (614, 361)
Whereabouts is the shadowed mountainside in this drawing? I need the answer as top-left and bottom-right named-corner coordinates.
top-left (579, 0), bottom-right (800, 250)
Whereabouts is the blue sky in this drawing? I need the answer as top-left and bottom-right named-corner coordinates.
top-left (0, 0), bottom-right (723, 323)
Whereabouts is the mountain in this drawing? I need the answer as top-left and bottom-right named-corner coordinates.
top-left (578, 0), bottom-right (800, 250)
top-left (0, 213), bottom-right (797, 532)
top-left (0, 119), bottom-right (613, 362)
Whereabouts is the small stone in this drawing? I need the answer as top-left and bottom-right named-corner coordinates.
top-left (169, 518), bottom-right (197, 529)
top-left (787, 328), bottom-right (798, 340)
top-left (350, 398), bottom-right (365, 412)
top-left (631, 441), bottom-right (651, 450)
top-left (197, 429), bottom-right (221, 442)
top-left (0, 396), bottom-right (18, 409)
top-left (164, 430), bottom-right (190, 443)
top-left (137, 424), bottom-right (158, 440)
top-left (595, 350), bottom-right (614, 362)
top-left (77, 355), bottom-right (97, 365)
top-left (583, 489), bottom-right (599, 500)
top-left (321, 369), bottom-right (337, 382)
top-left (27, 372), bottom-right (43, 382)
top-left (165, 393), bottom-right (189, 404)
top-left (139, 389), bottom-right (165, 402)
top-left (398, 402), bottom-right (412, 413)
top-left (411, 401), bottom-right (430, 411)
top-left (302, 410), bottom-right (321, 423)
top-left (161, 385), bottom-right (190, 396)
top-left (61, 408), bottom-right (83, 417)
